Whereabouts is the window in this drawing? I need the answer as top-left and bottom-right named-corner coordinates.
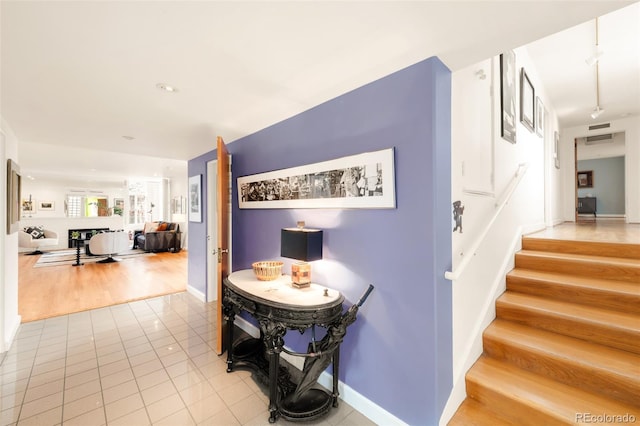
top-left (127, 179), bottom-right (165, 226)
top-left (66, 195), bottom-right (83, 217)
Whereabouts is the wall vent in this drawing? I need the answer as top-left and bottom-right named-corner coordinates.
top-left (588, 123), bottom-right (610, 131)
top-left (585, 133), bottom-right (614, 145)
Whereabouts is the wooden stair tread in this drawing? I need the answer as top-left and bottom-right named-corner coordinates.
top-left (448, 399), bottom-right (514, 426)
top-left (485, 319), bottom-right (640, 377)
top-left (507, 269), bottom-right (639, 313)
top-left (497, 291), bottom-right (639, 354)
top-left (507, 268), bottom-right (639, 295)
top-left (484, 319), bottom-right (640, 405)
top-left (515, 250), bottom-right (640, 283)
top-left (497, 292), bottom-right (639, 334)
top-left (522, 237), bottom-right (640, 260)
top-left (467, 356), bottom-right (640, 423)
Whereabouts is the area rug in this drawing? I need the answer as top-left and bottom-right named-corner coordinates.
top-left (34, 248), bottom-right (155, 267)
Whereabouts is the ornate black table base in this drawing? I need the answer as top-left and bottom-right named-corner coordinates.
top-left (223, 271), bottom-right (346, 423)
top-left (280, 389), bottom-right (333, 421)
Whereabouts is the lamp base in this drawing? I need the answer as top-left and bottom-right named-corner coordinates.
top-left (291, 263), bottom-right (311, 288)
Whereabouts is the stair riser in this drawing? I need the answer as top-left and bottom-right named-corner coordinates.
top-left (522, 238), bottom-right (640, 260)
top-left (483, 335), bottom-right (640, 407)
top-left (465, 376), bottom-right (570, 426)
top-left (515, 254), bottom-right (640, 283)
top-left (506, 274), bottom-right (639, 314)
top-left (496, 301), bottom-right (640, 355)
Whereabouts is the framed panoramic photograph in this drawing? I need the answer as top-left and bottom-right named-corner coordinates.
top-left (520, 68), bottom-right (535, 133)
top-left (500, 51), bottom-right (517, 143)
top-left (536, 97), bottom-right (545, 137)
top-left (39, 201), bottom-right (55, 211)
top-left (189, 174), bottom-right (202, 222)
top-left (238, 148), bottom-right (396, 209)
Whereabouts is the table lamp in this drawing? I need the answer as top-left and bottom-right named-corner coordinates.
top-left (281, 222), bottom-right (323, 288)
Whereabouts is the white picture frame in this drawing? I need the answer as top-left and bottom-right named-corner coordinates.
top-left (238, 148), bottom-right (396, 209)
top-left (38, 201), bottom-right (55, 211)
top-left (189, 174), bottom-right (202, 222)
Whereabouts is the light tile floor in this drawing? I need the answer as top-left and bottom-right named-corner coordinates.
top-left (0, 293), bottom-right (375, 426)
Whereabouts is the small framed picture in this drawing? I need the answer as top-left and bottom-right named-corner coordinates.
top-left (554, 131), bottom-right (560, 169)
top-left (520, 68), bottom-right (535, 133)
top-left (22, 199), bottom-right (35, 214)
top-left (577, 170), bottom-right (593, 188)
top-left (189, 174), bottom-right (202, 222)
top-left (39, 201), bottom-right (55, 211)
top-left (535, 97), bottom-right (545, 137)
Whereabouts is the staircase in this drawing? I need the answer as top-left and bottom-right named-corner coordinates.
top-left (449, 235), bottom-right (640, 425)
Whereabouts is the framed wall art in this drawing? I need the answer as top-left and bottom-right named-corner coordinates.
top-left (500, 51), bottom-right (517, 143)
top-left (189, 174), bottom-right (202, 222)
top-left (577, 170), bottom-right (593, 188)
top-left (6, 159), bottom-right (21, 234)
top-left (39, 201), bottom-right (55, 211)
top-left (520, 68), bottom-right (535, 133)
top-left (536, 97), bottom-right (545, 137)
top-left (554, 131), bottom-right (560, 169)
top-left (238, 148), bottom-right (396, 209)
top-left (22, 198), bottom-right (35, 215)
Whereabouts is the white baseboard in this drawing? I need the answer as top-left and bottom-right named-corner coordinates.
top-left (187, 285), bottom-right (206, 302)
top-left (233, 317), bottom-right (406, 425)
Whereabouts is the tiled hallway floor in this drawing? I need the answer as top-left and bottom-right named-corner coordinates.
top-left (0, 293), bottom-right (374, 426)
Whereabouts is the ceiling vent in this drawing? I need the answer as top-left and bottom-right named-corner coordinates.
top-left (588, 123), bottom-right (610, 131)
top-left (585, 133), bottom-right (613, 145)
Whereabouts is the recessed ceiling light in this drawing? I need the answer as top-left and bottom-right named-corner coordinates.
top-left (122, 135), bottom-right (135, 140)
top-left (156, 83), bottom-right (178, 93)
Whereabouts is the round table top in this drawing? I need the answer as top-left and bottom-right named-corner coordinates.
top-left (226, 269), bottom-right (343, 310)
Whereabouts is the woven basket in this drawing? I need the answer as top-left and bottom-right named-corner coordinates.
top-left (252, 261), bottom-right (283, 281)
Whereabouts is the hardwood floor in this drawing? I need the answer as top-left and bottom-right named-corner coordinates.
top-left (18, 249), bottom-right (188, 322)
top-left (526, 219), bottom-right (640, 244)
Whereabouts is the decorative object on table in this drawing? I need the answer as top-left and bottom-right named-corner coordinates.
top-left (281, 222), bottom-right (323, 288)
top-left (499, 51), bottom-right (517, 144)
top-left (6, 159), bottom-right (21, 234)
top-left (535, 97), bottom-right (545, 137)
top-left (189, 174), bottom-right (202, 222)
top-left (238, 148), bottom-right (395, 209)
top-left (520, 67), bottom-right (535, 133)
top-left (252, 261), bottom-right (284, 281)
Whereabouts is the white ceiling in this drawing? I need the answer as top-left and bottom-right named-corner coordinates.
top-left (1, 1), bottom-right (638, 184)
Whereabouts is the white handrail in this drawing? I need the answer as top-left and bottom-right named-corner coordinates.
top-left (445, 163), bottom-right (529, 281)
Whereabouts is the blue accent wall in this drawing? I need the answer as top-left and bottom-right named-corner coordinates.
top-left (189, 56), bottom-right (452, 425)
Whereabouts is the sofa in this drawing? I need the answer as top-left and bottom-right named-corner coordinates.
top-left (134, 221), bottom-right (181, 252)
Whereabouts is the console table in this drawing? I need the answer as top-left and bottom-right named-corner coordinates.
top-left (223, 270), bottom-right (345, 423)
top-left (578, 197), bottom-right (597, 217)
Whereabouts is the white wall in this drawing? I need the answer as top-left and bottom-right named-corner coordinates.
top-left (560, 116), bottom-right (640, 223)
top-left (1, 118), bottom-right (22, 353)
top-left (442, 46), bottom-right (558, 424)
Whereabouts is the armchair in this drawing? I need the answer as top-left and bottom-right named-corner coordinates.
top-left (89, 231), bottom-right (130, 263)
top-left (19, 227), bottom-right (59, 255)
